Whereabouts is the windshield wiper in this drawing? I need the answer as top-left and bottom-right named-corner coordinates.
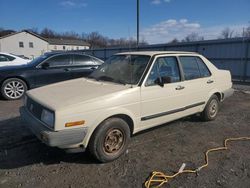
top-left (114, 79), bottom-right (126, 85)
top-left (97, 75), bottom-right (115, 82)
top-left (96, 76), bottom-right (126, 85)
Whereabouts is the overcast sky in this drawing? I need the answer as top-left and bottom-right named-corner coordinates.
top-left (1, 0), bottom-right (250, 44)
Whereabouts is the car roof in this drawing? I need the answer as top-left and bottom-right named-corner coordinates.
top-left (117, 51), bottom-right (198, 56)
top-left (43, 51), bottom-right (103, 61)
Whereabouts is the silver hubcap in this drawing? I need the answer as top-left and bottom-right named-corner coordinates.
top-left (4, 81), bottom-right (25, 99)
top-left (209, 99), bottom-right (218, 118)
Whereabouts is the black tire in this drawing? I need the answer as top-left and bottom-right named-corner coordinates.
top-left (88, 117), bottom-right (131, 163)
top-left (1, 78), bottom-right (27, 100)
top-left (201, 95), bottom-right (220, 121)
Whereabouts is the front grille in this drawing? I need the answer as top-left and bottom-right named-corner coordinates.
top-left (26, 97), bottom-right (43, 120)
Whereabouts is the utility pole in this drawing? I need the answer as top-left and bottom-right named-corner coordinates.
top-left (137, 0), bottom-right (140, 47)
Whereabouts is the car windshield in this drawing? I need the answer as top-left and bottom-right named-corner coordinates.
top-left (89, 55), bottom-right (151, 85)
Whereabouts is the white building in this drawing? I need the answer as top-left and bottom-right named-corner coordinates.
top-left (0, 30), bottom-right (90, 59)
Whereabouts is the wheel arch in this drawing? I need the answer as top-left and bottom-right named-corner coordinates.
top-left (1, 76), bottom-right (30, 89)
top-left (84, 112), bottom-right (135, 148)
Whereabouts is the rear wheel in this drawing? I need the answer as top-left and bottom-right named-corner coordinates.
top-left (89, 117), bottom-right (130, 163)
top-left (1, 78), bottom-right (27, 100)
top-left (201, 95), bottom-right (220, 121)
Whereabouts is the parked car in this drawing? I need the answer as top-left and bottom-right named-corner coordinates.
top-left (0, 52), bottom-right (30, 67)
top-left (20, 51), bottom-right (233, 162)
top-left (0, 52), bottom-right (103, 100)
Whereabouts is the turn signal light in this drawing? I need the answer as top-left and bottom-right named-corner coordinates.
top-left (65, 120), bottom-right (85, 127)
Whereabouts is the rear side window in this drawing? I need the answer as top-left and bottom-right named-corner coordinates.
top-left (73, 55), bottom-right (96, 66)
top-left (0, 54), bottom-right (15, 62)
top-left (196, 57), bottom-right (211, 77)
top-left (45, 54), bottom-right (71, 67)
top-left (179, 56), bottom-right (211, 80)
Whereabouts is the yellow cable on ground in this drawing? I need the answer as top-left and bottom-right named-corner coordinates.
top-left (145, 136), bottom-right (250, 188)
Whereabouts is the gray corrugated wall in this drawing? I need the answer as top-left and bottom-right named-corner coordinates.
top-left (80, 38), bottom-right (250, 82)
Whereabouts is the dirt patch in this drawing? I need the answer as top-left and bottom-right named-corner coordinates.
top-left (0, 91), bottom-right (250, 188)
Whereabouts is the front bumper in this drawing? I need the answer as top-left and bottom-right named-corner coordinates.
top-left (222, 88), bottom-right (234, 100)
top-left (20, 107), bottom-right (87, 149)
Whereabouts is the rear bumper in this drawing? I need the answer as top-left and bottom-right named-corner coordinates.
top-left (20, 107), bottom-right (87, 149)
top-left (222, 88), bottom-right (234, 100)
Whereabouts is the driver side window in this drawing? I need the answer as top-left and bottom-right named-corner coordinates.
top-left (145, 56), bottom-right (181, 86)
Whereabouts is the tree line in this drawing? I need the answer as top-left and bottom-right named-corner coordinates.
top-left (0, 26), bottom-right (250, 48)
top-left (169, 26), bottom-right (250, 44)
top-left (0, 27), bottom-right (147, 48)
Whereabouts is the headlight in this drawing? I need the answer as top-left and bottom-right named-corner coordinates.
top-left (41, 109), bottom-right (54, 128)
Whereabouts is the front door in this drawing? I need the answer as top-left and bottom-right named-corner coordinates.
top-left (140, 56), bottom-right (187, 130)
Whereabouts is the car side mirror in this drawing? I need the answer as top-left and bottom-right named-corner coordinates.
top-left (41, 62), bottom-right (49, 69)
top-left (154, 76), bottom-right (172, 87)
top-left (161, 76), bottom-right (172, 84)
top-left (154, 77), bottom-right (164, 87)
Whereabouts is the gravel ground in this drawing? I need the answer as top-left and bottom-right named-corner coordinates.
top-left (0, 89), bottom-right (250, 188)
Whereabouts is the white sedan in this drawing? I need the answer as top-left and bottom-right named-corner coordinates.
top-left (0, 52), bottom-right (30, 67)
top-left (20, 51), bottom-right (233, 162)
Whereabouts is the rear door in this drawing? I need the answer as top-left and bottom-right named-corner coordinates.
top-left (178, 56), bottom-right (213, 114)
top-left (34, 54), bottom-right (72, 87)
top-left (70, 54), bottom-right (100, 79)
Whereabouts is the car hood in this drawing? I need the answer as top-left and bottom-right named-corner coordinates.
top-left (27, 78), bottom-right (131, 110)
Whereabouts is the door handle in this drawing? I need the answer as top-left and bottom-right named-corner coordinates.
top-left (207, 80), bottom-right (214, 84)
top-left (64, 68), bottom-right (70, 72)
top-left (175, 85), bottom-right (185, 90)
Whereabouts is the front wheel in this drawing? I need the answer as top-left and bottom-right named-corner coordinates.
top-left (201, 95), bottom-right (220, 121)
top-left (88, 118), bottom-right (130, 163)
top-left (1, 78), bottom-right (27, 100)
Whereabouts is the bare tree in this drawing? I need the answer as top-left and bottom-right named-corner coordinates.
top-left (169, 38), bottom-right (179, 44)
top-left (62, 31), bottom-right (80, 39)
top-left (40, 28), bottom-right (58, 38)
top-left (182, 32), bottom-right (204, 42)
top-left (82, 32), bottom-right (108, 48)
top-left (220, 27), bottom-right (234, 39)
top-left (243, 26), bottom-right (250, 38)
top-left (0, 28), bottom-right (16, 37)
top-left (26, 27), bottom-right (39, 34)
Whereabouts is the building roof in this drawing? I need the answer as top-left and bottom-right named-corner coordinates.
top-left (46, 38), bottom-right (90, 46)
top-left (0, 30), bottom-right (48, 42)
top-left (117, 51), bottom-right (197, 56)
top-left (0, 30), bottom-right (90, 46)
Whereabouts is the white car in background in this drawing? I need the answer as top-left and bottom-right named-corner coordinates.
top-left (0, 52), bottom-right (30, 67)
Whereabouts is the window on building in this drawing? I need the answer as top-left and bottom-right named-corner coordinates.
top-left (19, 42), bottom-right (24, 48)
top-left (29, 42), bottom-right (34, 48)
top-left (76, 47), bottom-right (79, 50)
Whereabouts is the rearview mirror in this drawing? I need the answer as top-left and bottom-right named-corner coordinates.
top-left (41, 62), bottom-right (49, 69)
